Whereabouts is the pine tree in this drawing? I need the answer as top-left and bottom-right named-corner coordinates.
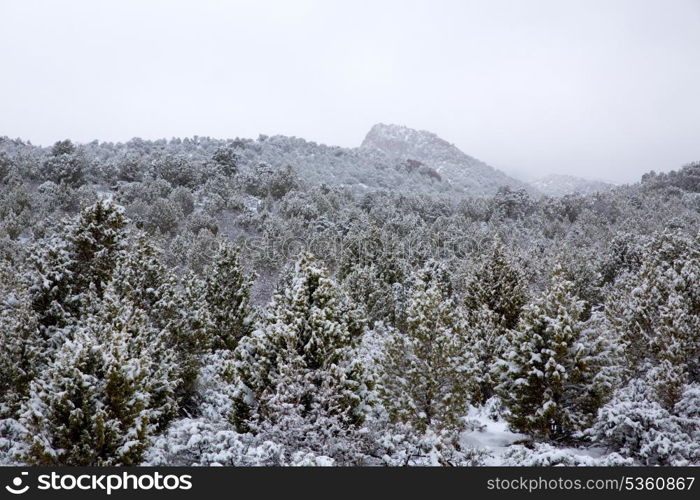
top-left (646, 302), bottom-right (691, 410)
top-left (464, 242), bottom-right (528, 330)
top-left (231, 254), bottom-right (369, 460)
top-left (40, 140), bottom-right (87, 187)
top-left (343, 263), bottom-right (406, 329)
top-left (66, 198), bottom-right (126, 296)
top-left (28, 236), bottom-right (77, 332)
top-left (111, 233), bottom-right (168, 312)
top-left (463, 243), bottom-right (529, 404)
top-left (497, 265), bottom-right (612, 440)
top-left (606, 230), bottom-right (700, 407)
top-left (29, 199), bottom-right (127, 332)
top-left (465, 305), bottom-right (503, 404)
top-left (381, 261), bottom-right (476, 433)
top-left (0, 263), bottom-right (45, 418)
top-left (155, 273), bottom-right (213, 413)
top-left (93, 286), bottom-right (180, 431)
top-left (21, 329), bottom-right (106, 465)
top-left (204, 243), bottom-right (254, 350)
top-left (20, 288), bottom-right (178, 466)
top-left (109, 234), bottom-right (213, 414)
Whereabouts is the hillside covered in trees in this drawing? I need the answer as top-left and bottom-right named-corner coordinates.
top-left (1, 131), bottom-right (699, 466)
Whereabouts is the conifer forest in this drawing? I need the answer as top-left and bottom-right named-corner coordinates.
top-left (1, 128), bottom-right (698, 466)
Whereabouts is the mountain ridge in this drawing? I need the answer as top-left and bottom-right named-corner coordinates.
top-left (359, 123), bottom-right (536, 196)
top-left (529, 173), bottom-right (616, 197)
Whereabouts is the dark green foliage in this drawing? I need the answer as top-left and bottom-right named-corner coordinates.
top-left (204, 244), bottom-right (254, 350)
top-left (381, 262), bottom-right (475, 433)
top-left (29, 199), bottom-right (127, 331)
top-left (464, 242), bottom-right (528, 330)
top-left (231, 254), bottom-right (368, 437)
top-left (212, 144), bottom-right (241, 176)
top-left (497, 266), bottom-right (614, 440)
top-left (40, 140), bottom-right (87, 187)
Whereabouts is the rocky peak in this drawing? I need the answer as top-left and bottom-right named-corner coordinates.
top-left (360, 123), bottom-right (536, 195)
top-left (361, 123), bottom-right (465, 164)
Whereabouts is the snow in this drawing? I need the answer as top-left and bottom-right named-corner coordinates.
top-left (529, 174), bottom-right (616, 197)
top-left (361, 123), bottom-right (535, 195)
top-left (461, 407), bottom-right (527, 464)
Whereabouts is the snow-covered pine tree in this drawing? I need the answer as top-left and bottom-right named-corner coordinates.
top-left (496, 264), bottom-right (612, 440)
top-left (204, 243), bottom-right (254, 350)
top-left (93, 285), bottom-right (180, 431)
top-left (343, 263), bottom-right (407, 329)
top-left (107, 233), bottom-right (211, 413)
top-left (20, 329), bottom-right (105, 465)
top-left (464, 241), bottom-right (528, 330)
top-left (66, 198), bottom-right (126, 297)
top-left (606, 230), bottom-right (700, 408)
top-left (157, 272), bottom-right (213, 413)
top-left (29, 199), bottom-right (127, 333)
top-left (0, 263), bottom-right (44, 418)
top-left (463, 243), bottom-right (529, 403)
top-left (28, 236), bottom-right (77, 333)
top-left (230, 253), bottom-right (370, 461)
top-left (40, 139), bottom-right (87, 187)
top-left (111, 233), bottom-right (168, 313)
top-left (381, 261), bottom-right (476, 433)
top-left (588, 378), bottom-right (700, 465)
top-left (339, 223), bottom-right (408, 328)
top-left (465, 305), bottom-right (503, 405)
top-left (20, 287), bottom-right (178, 465)
top-left (0, 295), bottom-right (41, 418)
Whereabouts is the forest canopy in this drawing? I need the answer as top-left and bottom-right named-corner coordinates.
top-left (1, 134), bottom-right (699, 466)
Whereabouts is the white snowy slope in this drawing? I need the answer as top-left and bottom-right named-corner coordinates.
top-left (361, 123), bottom-right (537, 196)
top-left (240, 124), bottom-right (536, 197)
top-left (529, 174), bottom-right (616, 197)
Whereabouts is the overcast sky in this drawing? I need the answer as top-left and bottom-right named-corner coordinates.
top-left (1, 0), bottom-right (699, 182)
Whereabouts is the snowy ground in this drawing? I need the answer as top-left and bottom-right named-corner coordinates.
top-left (460, 406), bottom-right (614, 465)
top-left (461, 407), bottom-right (527, 465)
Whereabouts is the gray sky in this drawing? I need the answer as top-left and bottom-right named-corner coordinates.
top-left (1, 0), bottom-right (699, 182)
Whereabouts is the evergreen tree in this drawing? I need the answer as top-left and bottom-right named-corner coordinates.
top-left (231, 254), bottom-right (369, 460)
top-left (109, 234), bottom-right (213, 414)
top-left (0, 267), bottom-right (44, 417)
top-left (497, 265), bottom-right (613, 440)
top-left (156, 273), bottom-right (213, 413)
top-left (211, 144), bottom-right (240, 177)
top-left (204, 243), bottom-right (254, 350)
top-left (29, 199), bottom-right (127, 332)
top-left (40, 140), bottom-right (87, 187)
top-left (464, 242), bottom-right (528, 330)
top-left (465, 305), bottom-right (503, 404)
top-left (463, 243), bottom-right (529, 403)
top-left (20, 289), bottom-right (177, 465)
top-left (381, 261), bottom-right (476, 433)
top-left (67, 199), bottom-right (127, 296)
top-left (343, 262), bottom-right (406, 329)
top-left (606, 231), bottom-right (700, 404)
top-left (111, 233), bottom-right (168, 312)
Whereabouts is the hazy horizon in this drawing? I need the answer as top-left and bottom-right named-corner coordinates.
top-left (1, 0), bottom-right (699, 183)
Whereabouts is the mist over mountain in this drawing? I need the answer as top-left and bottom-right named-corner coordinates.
top-left (0, 124), bottom-right (626, 198)
top-left (224, 123), bottom-right (536, 197)
top-left (247, 123), bottom-right (615, 197)
top-left (360, 124), bottom-right (535, 196)
top-left (529, 174), bottom-right (616, 197)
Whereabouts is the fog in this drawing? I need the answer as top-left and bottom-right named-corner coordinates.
top-left (1, 0), bottom-right (699, 182)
